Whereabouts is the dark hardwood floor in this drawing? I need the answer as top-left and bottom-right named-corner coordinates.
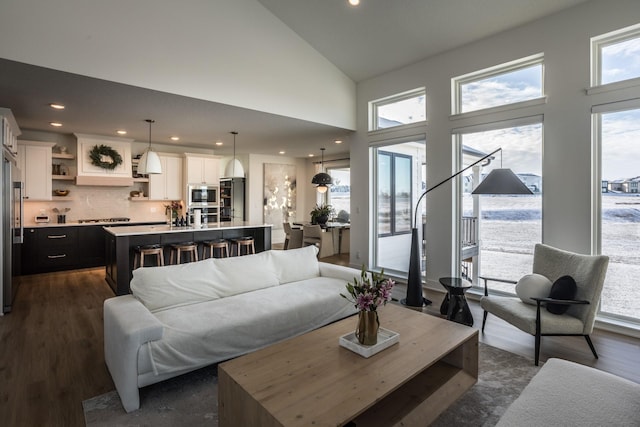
top-left (1, 255), bottom-right (638, 426)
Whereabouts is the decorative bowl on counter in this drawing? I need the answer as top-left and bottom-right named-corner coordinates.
top-left (54, 189), bottom-right (70, 196)
top-left (129, 190), bottom-right (142, 198)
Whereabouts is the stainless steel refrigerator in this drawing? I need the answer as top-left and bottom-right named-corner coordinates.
top-left (2, 145), bottom-right (23, 313)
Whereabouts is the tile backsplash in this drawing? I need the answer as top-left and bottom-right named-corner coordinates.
top-left (24, 185), bottom-right (176, 225)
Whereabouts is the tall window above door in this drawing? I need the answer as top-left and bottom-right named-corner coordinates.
top-left (369, 88), bottom-right (426, 131)
top-left (592, 23), bottom-right (640, 86)
top-left (453, 54), bottom-right (544, 115)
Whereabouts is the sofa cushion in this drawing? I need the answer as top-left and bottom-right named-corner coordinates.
top-left (497, 358), bottom-right (640, 427)
top-left (131, 259), bottom-right (222, 312)
top-left (145, 275), bottom-right (357, 376)
top-left (268, 245), bottom-right (320, 284)
top-left (515, 273), bottom-right (553, 305)
top-left (130, 251), bottom-right (280, 312)
top-left (208, 251), bottom-right (280, 296)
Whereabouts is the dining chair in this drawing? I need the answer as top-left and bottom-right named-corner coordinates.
top-left (283, 222), bottom-right (303, 250)
top-left (302, 224), bottom-right (333, 258)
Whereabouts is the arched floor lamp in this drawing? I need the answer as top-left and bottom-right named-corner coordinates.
top-left (403, 147), bottom-right (533, 307)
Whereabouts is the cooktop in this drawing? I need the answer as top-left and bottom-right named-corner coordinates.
top-left (78, 217), bottom-right (131, 223)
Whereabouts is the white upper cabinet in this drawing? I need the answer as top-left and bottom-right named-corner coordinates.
top-left (18, 141), bottom-right (54, 201)
top-left (149, 153), bottom-right (183, 200)
top-left (184, 154), bottom-right (220, 185)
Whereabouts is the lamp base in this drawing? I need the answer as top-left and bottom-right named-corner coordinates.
top-left (400, 297), bottom-right (432, 308)
top-left (404, 227), bottom-right (433, 308)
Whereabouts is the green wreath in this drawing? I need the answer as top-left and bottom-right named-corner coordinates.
top-left (89, 144), bottom-right (123, 170)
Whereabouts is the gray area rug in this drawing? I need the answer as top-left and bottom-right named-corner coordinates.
top-left (83, 343), bottom-right (540, 426)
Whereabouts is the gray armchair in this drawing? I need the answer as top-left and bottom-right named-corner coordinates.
top-left (480, 243), bottom-right (609, 365)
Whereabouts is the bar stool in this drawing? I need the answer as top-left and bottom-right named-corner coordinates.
top-left (202, 239), bottom-right (229, 259)
top-left (133, 244), bottom-right (164, 268)
top-left (169, 242), bottom-right (199, 264)
top-left (231, 236), bottom-right (255, 256)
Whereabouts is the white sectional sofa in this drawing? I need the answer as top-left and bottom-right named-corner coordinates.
top-left (103, 246), bottom-right (360, 412)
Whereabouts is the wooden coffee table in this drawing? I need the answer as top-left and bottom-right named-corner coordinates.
top-left (218, 303), bottom-right (478, 426)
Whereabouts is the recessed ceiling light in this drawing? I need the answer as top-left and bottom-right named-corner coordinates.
top-left (116, 130), bottom-right (127, 135)
top-left (334, 139), bottom-right (343, 144)
top-left (308, 154), bottom-right (314, 157)
top-left (348, 0), bottom-right (360, 6)
top-left (279, 151), bottom-right (286, 155)
top-left (49, 122), bottom-right (63, 127)
top-left (49, 103), bottom-right (65, 110)
top-left (170, 136), bottom-right (180, 141)
top-left (215, 141), bottom-right (223, 146)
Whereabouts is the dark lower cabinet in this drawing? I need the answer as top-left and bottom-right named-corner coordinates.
top-left (22, 226), bottom-right (102, 274)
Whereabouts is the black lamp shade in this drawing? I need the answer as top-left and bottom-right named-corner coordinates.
top-left (312, 172), bottom-right (332, 186)
top-left (472, 168), bottom-right (532, 195)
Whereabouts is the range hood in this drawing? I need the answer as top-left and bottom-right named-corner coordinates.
top-left (75, 175), bottom-right (134, 186)
top-left (75, 134), bottom-right (134, 187)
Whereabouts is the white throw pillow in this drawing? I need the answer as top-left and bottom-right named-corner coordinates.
top-left (268, 245), bottom-right (320, 284)
top-left (515, 273), bottom-right (553, 305)
top-left (131, 258), bottom-right (224, 312)
top-left (209, 251), bottom-right (280, 296)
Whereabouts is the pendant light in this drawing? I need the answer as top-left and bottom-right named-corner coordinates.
top-left (311, 148), bottom-right (332, 193)
top-left (224, 131), bottom-right (245, 178)
top-left (137, 119), bottom-right (162, 174)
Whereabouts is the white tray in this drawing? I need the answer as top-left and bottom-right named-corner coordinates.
top-left (339, 327), bottom-right (400, 358)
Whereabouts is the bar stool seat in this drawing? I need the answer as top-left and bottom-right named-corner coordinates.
top-left (133, 244), bottom-right (164, 268)
top-left (202, 239), bottom-right (229, 259)
top-left (169, 242), bottom-right (199, 264)
top-left (231, 236), bottom-right (255, 256)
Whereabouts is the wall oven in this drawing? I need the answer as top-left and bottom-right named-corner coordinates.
top-left (187, 184), bottom-right (218, 207)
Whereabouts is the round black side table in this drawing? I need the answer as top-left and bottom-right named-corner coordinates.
top-left (439, 277), bottom-right (474, 326)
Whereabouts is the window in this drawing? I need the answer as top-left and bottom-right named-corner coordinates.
top-left (377, 151), bottom-right (412, 236)
top-left (592, 23), bottom-right (640, 86)
top-left (370, 89), bottom-right (426, 131)
top-left (595, 106), bottom-right (640, 323)
top-left (457, 121), bottom-right (542, 289)
top-left (327, 167), bottom-right (350, 222)
top-left (453, 54), bottom-right (544, 114)
top-left (373, 140), bottom-right (424, 275)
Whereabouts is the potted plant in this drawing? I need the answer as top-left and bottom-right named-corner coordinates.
top-left (310, 203), bottom-right (334, 225)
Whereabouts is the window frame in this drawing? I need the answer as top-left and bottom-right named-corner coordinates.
top-left (591, 22), bottom-right (640, 88)
top-left (369, 88), bottom-right (426, 132)
top-left (452, 53), bottom-right (545, 115)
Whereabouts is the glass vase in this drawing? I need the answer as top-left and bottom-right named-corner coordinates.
top-left (356, 310), bottom-right (379, 345)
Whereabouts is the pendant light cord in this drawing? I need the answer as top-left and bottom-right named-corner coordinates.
top-left (231, 131), bottom-right (238, 177)
top-left (145, 119), bottom-right (155, 150)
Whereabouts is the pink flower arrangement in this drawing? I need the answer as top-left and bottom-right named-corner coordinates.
top-left (341, 266), bottom-right (395, 312)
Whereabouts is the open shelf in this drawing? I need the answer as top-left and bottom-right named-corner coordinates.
top-left (52, 153), bottom-right (75, 160)
top-left (52, 174), bottom-right (75, 181)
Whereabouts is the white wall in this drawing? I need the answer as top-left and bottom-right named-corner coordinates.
top-left (352, 0), bottom-right (640, 287)
top-left (0, 0), bottom-right (356, 130)
top-left (246, 153), bottom-right (309, 243)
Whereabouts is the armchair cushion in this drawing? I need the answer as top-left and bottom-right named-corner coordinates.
top-left (480, 296), bottom-right (585, 335)
top-left (515, 273), bottom-right (552, 305)
top-left (547, 275), bottom-right (577, 314)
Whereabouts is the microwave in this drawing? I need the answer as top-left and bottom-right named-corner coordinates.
top-left (188, 184), bottom-right (218, 207)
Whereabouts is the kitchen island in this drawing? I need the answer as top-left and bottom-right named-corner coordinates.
top-left (104, 222), bottom-right (272, 295)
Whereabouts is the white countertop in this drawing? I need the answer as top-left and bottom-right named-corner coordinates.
top-left (24, 220), bottom-right (164, 228)
top-left (104, 221), bottom-right (272, 237)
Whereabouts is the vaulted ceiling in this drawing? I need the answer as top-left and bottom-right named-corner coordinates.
top-left (0, 0), bottom-right (589, 157)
